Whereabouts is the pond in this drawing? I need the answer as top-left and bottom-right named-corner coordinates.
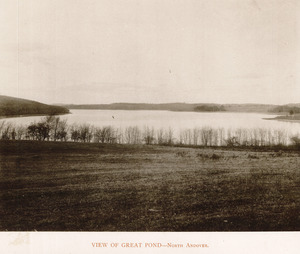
top-left (1, 110), bottom-right (299, 142)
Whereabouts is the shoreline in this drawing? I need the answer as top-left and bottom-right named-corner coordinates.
top-left (1, 139), bottom-right (299, 152)
top-left (263, 115), bottom-right (300, 123)
top-left (66, 108), bottom-right (280, 115)
top-left (0, 112), bottom-right (70, 120)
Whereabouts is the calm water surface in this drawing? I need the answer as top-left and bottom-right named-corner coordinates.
top-left (1, 109), bottom-right (300, 136)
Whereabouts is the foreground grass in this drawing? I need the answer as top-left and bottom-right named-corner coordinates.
top-left (0, 140), bottom-right (299, 231)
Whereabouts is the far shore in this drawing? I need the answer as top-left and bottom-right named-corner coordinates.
top-left (0, 112), bottom-right (71, 120)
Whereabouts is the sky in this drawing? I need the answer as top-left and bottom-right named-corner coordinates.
top-left (0, 0), bottom-right (300, 105)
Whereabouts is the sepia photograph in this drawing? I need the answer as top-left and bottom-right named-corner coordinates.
top-left (0, 0), bottom-right (299, 253)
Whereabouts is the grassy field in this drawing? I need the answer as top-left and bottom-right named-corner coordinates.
top-left (0, 140), bottom-right (299, 231)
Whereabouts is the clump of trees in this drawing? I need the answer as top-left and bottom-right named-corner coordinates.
top-left (290, 135), bottom-right (300, 149)
top-left (94, 126), bottom-right (116, 143)
top-left (143, 126), bottom-right (155, 145)
top-left (0, 116), bottom-right (68, 142)
top-left (26, 116), bottom-right (68, 141)
top-left (194, 105), bottom-right (226, 112)
top-left (269, 106), bottom-right (300, 114)
top-left (0, 121), bottom-right (15, 140)
top-left (0, 115), bottom-right (298, 148)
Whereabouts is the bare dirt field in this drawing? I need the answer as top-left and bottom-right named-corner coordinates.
top-left (0, 140), bottom-right (299, 231)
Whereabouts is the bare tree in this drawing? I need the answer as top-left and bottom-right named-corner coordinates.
top-left (96, 126), bottom-right (115, 143)
top-left (274, 129), bottom-right (287, 145)
top-left (43, 115), bottom-right (63, 141)
top-left (0, 121), bottom-right (6, 136)
top-left (1, 122), bottom-right (13, 140)
top-left (178, 130), bottom-right (184, 145)
top-left (52, 117), bottom-right (60, 141)
top-left (165, 127), bottom-right (174, 145)
top-left (181, 129), bottom-right (189, 145)
top-left (193, 128), bottom-right (200, 145)
top-left (56, 119), bottom-right (68, 141)
top-left (187, 129), bottom-right (192, 145)
top-left (156, 128), bottom-right (165, 145)
top-left (234, 128), bottom-right (243, 145)
top-left (143, 126), bottom-right (155, 145)
top-left (70, 124), bottom-right (80, 142)
top-left (258, 128), bottom-right (267, 146)
top-left (78, 124), bottom-right (93, 142)
top-left (16, 125), bottom-right (26, 140)
top-left (267, 129), bottom-right (274, 146)
top-left (124, 126), bottom-right (133, 144)
top-left (115, 127), bottom-right (123, 144)
top-left (241, 129), bottom-right (250, 146)
top-left (211, 129), bottom-right (219, 146)
top-left (132, 126), bottom-right (141, 144)
top-left (10, 125), bottom-right (16, 140)
top-left (201, 126), bottom-right (213, 146)
top-left (218, 128), bottom-right (225, 146)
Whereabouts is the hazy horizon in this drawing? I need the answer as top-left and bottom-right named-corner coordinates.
top-left (1, 0), bottom-right (300, 105)
top-left (1, 93), bottom-right (298, 106)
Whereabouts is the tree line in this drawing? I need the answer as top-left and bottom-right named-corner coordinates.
top-left (0, 116), bottom-right (299, 147)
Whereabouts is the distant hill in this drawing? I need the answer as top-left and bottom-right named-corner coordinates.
top-left (63, 103), bottom-right (198, 111)
top-left (224, 104), bottom-right (276, 113)
top-left (285, 103), bottom-right (300, 107)
top-left (62, 103), bottom-right (228, 112)
top-left (0, 95), bottom-right (69, 117)
top-left (62, 102), bottom-right (281, 113)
